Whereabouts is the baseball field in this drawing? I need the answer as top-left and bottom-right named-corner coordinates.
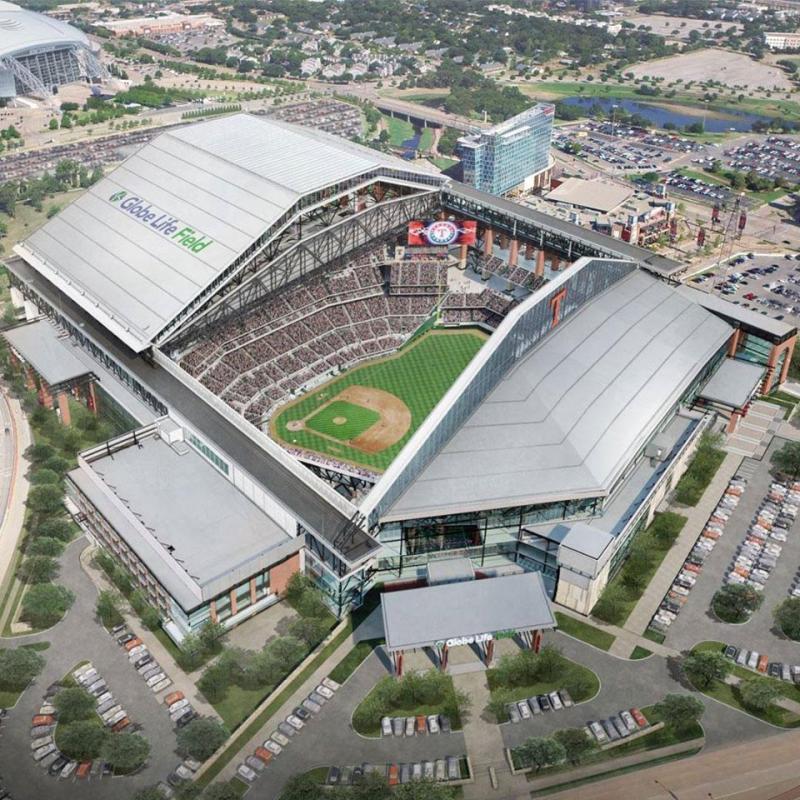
top-left (270, 328), bottom-right (487, 472)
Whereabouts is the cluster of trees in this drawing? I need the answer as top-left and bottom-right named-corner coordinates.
top-left (673, 432), bottom-right (726, 506)
top-left (197, 574), bottom-right (333, 704)
top-left (712, 583), bottom-right (762, 624)
top-left (0, 125), bottom-right (22, 155)
top-left (353, 670), bottom-right (466, 735)
top-left (771, 440), bottom-right (800, 480)
top-left (52, 684), bottom-right (150, 768)
top-left (177, 717), bottom-right (230, 761)
top-left (0, 646), bottom-right (46, 694)
top-left (93, 550), bottom-right (163, 632)
top-left (487, 645), bottom-right (595, 721)
top-left (593, 512), bottom-right (687, 625)
top-left (774, 597), bottom-right (800, 641)
top-left (514, 728), bottom-right (597, 773)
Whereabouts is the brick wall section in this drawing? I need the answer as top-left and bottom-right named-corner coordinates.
top-left (269, 552), bottom-right (301, 596)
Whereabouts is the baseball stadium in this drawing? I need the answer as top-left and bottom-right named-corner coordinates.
top-left (4, 113), bottom-right (798, 640)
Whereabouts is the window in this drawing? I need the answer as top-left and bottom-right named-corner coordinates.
top-left (187, 432), bottom-right (229, 476)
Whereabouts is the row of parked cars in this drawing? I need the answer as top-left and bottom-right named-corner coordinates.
top-left (30, 662), bottom-right (139, 779)
top-left (506, 689), bottom-right (574, 723)
top-left (380, 713), bottom-right (451, 737)
top-left (586, 708), bottom-right (649, 745)
top-left (723, 644), bottom-right (800, 685)
top-left (111, 625), bottom-right (192, 727)
top-left (235, 676), bottom-right (341, 785)
top-left (326, 758), bottom-right (464, 787)
top-left (725, 480), bottom-right (798, 593)
top-left (649, 475), bottom-right (747, 636)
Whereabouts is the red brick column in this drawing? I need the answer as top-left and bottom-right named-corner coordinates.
top-left (57, 392), bottom-right (71, 426)
top-left (535, 250), bottom-right (545, 277)
top-left (483, 227), bottom-right (494, 257)
top-left (727, 328), bottom-right (741, 358)
top-left (509, 239), bottom-right (519, 268)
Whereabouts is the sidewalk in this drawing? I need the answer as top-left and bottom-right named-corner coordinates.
top-left (0, 392), bottom-right (32, 633)
top-left (454, 671), bottom-right (529, 800)
top-left (624, 452), bottom-right (743, 637)
top-left (554, 604), bottom-right (678, 660)
top-left (78, 540), bottom-right (220, 720)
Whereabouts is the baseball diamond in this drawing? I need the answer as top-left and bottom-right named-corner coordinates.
top-left (270, 329), bottom-right (487, 471)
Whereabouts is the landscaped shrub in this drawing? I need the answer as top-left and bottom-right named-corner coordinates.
top-left (0, 646), bottom-right (45, 690)
top-left (20, 583), bottom-right (74, 629)
top-left (674, 432), bottom-right (726, 506)
top-left (712, 583), bottom-right (762, 623)
top-left (774, 597), bottom-right (800, 641)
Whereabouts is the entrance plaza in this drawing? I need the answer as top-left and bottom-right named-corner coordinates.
top-left (380, 561), bottom-right (555, 676)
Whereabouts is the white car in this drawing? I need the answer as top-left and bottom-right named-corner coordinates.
top-left (302, 698), bottom-right (321, 714)
top-left (169, 699), bottom-right (190, 714)
top-left (747, 651), bottom-right (760, 670)
top-left (146, 673), bottom-right (166, 687)
top-left (33, 743), bottom-right (57, 761)
top-left (517, 701), bottom-right (531, 720)
top-left (620, 710), bottom-right (638, 733)
top-left (270, 731), bottom-right (289, 747)
top-left (381, 717), bottom-right (392, 737)
top-left (73, 664), bottom-right (93, 680)
top-left (315, 685), bottom-right (334, 699)
top-left (321, 677), bottom-right (340, 691)
top-left (30, 736), bottom-right (53, 750)
top-left (588, 721), bottom-right (608, 744)
top-left (286, 714), bottom-right (304, 731)
top-left (427, 714), bottom-right (440, 734)
top-left (128, 645), bottom-right (148, 660)
top-left (237, 764), bottom-right (257, 783)
top-left (101, 705), bottom-right (123, 722)
top-left (95, 692), bottom-right (112, 706)
top-left (263, 739), bottom-right (282, 756)
top-left (38, 705), bottom-right (56, 716)
top-left (106, 710), bottom-right (127, 727)
top-left (548, 692), bottom-right (563, 711)
top-left (152, 678), bottom-right (172, 693)
top-left (60, 761), bottom-right (77, 779)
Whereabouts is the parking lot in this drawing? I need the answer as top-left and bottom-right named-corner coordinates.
top-left (688, 252), bottom-right (800, 326)
top-left (665, 169), bottom-right (734, 205)
top-left (662, 440), bottom-right (800, 664)
top-left (554, 122), bottom-right (703, 173)
top-left (716, 136), bottom-right (800, 186)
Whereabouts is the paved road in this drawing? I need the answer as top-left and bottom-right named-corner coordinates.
top-left (0, 538), bottom-right (180, 800)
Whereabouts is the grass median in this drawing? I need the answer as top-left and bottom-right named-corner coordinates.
top-left (554, 612), bottom-right (615, 651)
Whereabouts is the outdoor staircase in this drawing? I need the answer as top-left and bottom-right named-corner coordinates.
top-left (726, 400), bottom-right (783, 458)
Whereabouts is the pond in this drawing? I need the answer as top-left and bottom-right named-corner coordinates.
top-left (560, 96), bottom-right (776, 133)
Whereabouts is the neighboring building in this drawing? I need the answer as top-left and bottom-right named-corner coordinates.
top-left (4, 114), bottom-right (796, 641)
top-left (457, 104), bottom-right (555, 196)
top-left (0, 0), bottom-right (106, 99)
top-left (99, 13), bottom-right (223, 38)
top-left (764, 31), bottom-right (800, 49)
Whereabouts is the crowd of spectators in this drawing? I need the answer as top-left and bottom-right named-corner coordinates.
top-left (179, 245), bottom-right (524, 446)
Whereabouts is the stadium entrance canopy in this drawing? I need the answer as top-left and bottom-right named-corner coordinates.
top-left (380, 571), bottom-right (555, 675)
top-left (14, 114), bottom-right (443, 353)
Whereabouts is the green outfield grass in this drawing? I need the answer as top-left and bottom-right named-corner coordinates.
top-left (306, 400), bottom-right (380, 441)
top-left (271, 328), bottom-right (486, 471)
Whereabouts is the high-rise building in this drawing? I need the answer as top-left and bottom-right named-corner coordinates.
top-left (457, 103), bottom-right (555, 196)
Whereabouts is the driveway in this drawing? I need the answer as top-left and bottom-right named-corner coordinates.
top-left (0, 537), bottom-right (180, 799)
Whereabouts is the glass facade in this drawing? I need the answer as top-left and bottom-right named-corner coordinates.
top-left (458, 104), bottom-right (555, 196)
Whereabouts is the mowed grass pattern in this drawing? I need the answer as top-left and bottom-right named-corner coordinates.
top-left (306, 400), bottom-right (380, 441)
top-left (272, 329), bottom-right (486, 471)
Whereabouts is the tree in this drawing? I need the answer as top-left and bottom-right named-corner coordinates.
top-left (683, 650), bottom-right (730, 689)
top-left (288, 616), bottom-right (329, 647)
top-left (740, 678), bottom-right (781, 711)
top-left (17, 555), bottom-right (59, 583)
top-left (101, 732), bottom-right (150, 773)
top-left (774, 597), bottom-right (800, 641)
top-left (518, 736), bottom-right (566, 772)
top-left (0, 646), bottom-right (45, 690)
top-left (395, 779), bottom-right (459, 798)
top-left (279, 773), bottom-right (325, 799)
top-left (26, 484), bottom-right (64, 515)
top-left (198, 663), bottom-right (230, 703)
top-left (30, 468), bottom-right (60, 485)
top-left (54, 687), bottom-right (95, 722)
top-left (27, 537), bottom-right (65, 557)
top-left (96, 590), bottom-right (124, 629)
top-left (58, 719), bottom-right (108, 760)
top-left (177, 717), bottom-right (229, 761)
top-left (197, 620), bottom-right (227, 655)
top-left (772, 441), bottom-right (800, 479)
top-left (20, 583), bottom-right (74, 628)
top-left (653, 693), bottom-right (705, 732)
top-left (553, 727), bottom-right (597, 765)
top-left (202, 783), bottom-right (242, 800)
top-left (36, 518), bottom-right (72, 541)
top-left (713, 584), bottom-right (762, 623)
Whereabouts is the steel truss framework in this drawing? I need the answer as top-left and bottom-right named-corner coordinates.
top-left (443, 188), bottom-right (618, 262)
top-left (0, 54), bottom-right (48, 98)
top-left (303, 463), bottom-right (374, 500)
top-left (2, 44), bottom-right (107, 99)
top-left (155, 169), bottom-right (443, 347)
top-left (166, 189), bottom-right (439, 354)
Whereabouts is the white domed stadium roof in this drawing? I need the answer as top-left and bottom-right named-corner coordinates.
top-left (0, 1), bottom-right (92, 58)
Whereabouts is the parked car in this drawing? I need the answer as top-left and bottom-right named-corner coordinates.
top-left (286, 714), bottom-right (304, 731)
top-left (559, 690), bottom-right (574, 708)
top-left (151, 678), bottom-right (172, 693)
top-left (381, 717), bottom-right (392, 737)
top-left (271, 731), bottom-right (289, 747)
top-left (416, 715), bottom-right (427, 734)
top-left (620, 710), bottom-right (638, 734)
top-left (507, 704), bottom-right (521, 723)
top-left (391, 717), bottom-right (404, 736)
top-left (253, 747), bottom-right (273, 765)
top-left (517, 701), bottom-right (531, 720)
top-left (236, 765), bottom-right (257, 783)
top-left (263, 739), bottom-right (282, 756)
top-left (588, 720), bottom-right (608, 744)
top-left (292, 706), bottom-right (310, 722)
top-left (47, 755), bottom-right (69, 775)
top-left (164, 691), bottom-right (185, 707)
top-left (387, 764), bottom-right (399, 787)
top-left (244, 756), bottom-right (266, 773)
top-left (630, 708), bottom-right (648, 728)
top-left (60, 761), bottom-right (78, 779)
top-left (427, 714), bottom-right (440, 734)
top-left (404, 717), bottom-right (415, 737)
top-left (440, 716), bottom-right (452, 734)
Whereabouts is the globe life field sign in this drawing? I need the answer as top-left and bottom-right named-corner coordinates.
top-left (108, 190), bottom-right (214, 254)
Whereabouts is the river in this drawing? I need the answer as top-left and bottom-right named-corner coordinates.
top-left (560, 97), bottom-right (776, 133)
